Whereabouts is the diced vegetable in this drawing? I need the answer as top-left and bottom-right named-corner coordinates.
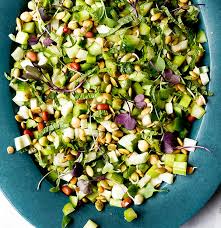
top-left (124, 208), bottom-right (138, 222)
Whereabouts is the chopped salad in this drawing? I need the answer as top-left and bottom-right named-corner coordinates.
top-left (6, 0), bottom-right (210, 227)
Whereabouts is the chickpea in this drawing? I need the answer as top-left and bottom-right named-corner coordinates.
top-left (26, 51), bottom-right (37, 62)
top-left (20, 11), bottom-right (33, 22)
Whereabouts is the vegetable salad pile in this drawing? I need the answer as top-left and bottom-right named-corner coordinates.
top-left (6, 0), bottom-right (210, 226)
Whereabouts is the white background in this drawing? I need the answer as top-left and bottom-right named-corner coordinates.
top-left (0, 186), bottom-right (220, 228)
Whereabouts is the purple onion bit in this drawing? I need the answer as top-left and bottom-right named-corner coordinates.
top-left (72, 162), bottom-right (83, 177)
top-left (77, 179), bottom-right (92, 194)
top-left (38, 8), bottom-right (50, 21)
top-left (163, 69), bottom-right (180, 85)
top-left (43, 37), bottom-right (53, 47)
top-left (28, 35), bottom-right (39, 46)
top-left (115, 113), bottom-right (136, 130)
top-left (134, 94), bottom-right (147, 109)
top-left (161, 132), bottom-right (178, 153)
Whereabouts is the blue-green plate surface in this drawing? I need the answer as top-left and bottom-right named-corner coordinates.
top-left (1, 0), bottom-right (221, 227)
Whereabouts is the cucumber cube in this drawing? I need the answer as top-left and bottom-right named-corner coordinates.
top-left (11, 47), bottom-right (24, 61)
top-left (191, 104), bottom-right (206, 119)
top-left (62, 202), bottom-right (75, 216)
top-left (179, 94), bottom-right (192, 108)
top-left (23, 22), bottom-right (35, 33)
top-left (15, 31), bottom-right (29, 45)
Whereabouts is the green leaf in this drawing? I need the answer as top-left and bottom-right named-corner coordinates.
top-left (62, 215), bottom-right (72, 228)
top-left (155, 56), bottom-right (165, 72)
top-left (49, 186), bottom-right (60, 192)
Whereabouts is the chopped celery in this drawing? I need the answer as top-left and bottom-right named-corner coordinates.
top-left (124, 208), bottom-right (138, 222)
top-left (62, 202), bottom-right (75, 216)
top-left (173, 161), bottom-right (187, 175)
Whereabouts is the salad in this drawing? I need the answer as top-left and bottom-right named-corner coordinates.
top-left (6, 0), bottom-right (210, 227)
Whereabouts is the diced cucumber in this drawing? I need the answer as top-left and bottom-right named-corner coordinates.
top-left (179, 94), bottom-right (192, 108)
top-left (173, 55), bottom-right (186, 67)
top-left (103, 17), bottom-right (117, 28)
top-left (123, 35), bottom-right (141, 50)
top-left (61, 101), bottom-right (73, 117)
top-left (50, 56), bottom-right (59, 65)
top-left (123, 166), bottom-right (136, 179)
top-left (22, 22), bottom-right (35, 33)
top-left (126, 152), bottom-right (149, 166)
top-left (32, 42), bottom-right (43, 51)
top-left (15, 31), bottom-right (29, 45)
top-left (108, 151), bottom-right (118, 163)
top-left (14, 135), bottom-right (32, 151)
top-left (89, 75), bottom-right (101, 86)
top-left (80, 63), bottom-right (93, 72)
top-left (76, 49), bottom-right (88, 61)
top-left (172, 40), bottom-right (188, 53)
top-left (197, 30), bottom-right (207, 43)
top-left (38, 52), bottom-right (48, 66)
top-left (88, 42), bottom-right (102, 56)
top-left (69, 196), bottom-right (78, 208)
top-left (200, 72), bottom-right (209, 85)
top-left (96, 25), bottom-right (111, 34)
top-left (26, 119), bottom-right (37, 129)
top-left (63, 0), bottom-right (73, 8)
top-left (73, 103), bottom-right (88, 117)
top-left (191, 104), bottom-right (206, 119)
top-left (109, 199), bottom-right (122, 208)
top-left (65, 45), bottom-right (80, 58)
top-left (139, 22), bottom-right (150, 36)
top-left (140, 2), bottom-right (153, 16)
top-left (133, 82), bottom-right (144, 95)
top-left (129, 71), bottom-right (146, 82)
top-left (77, 10), bottom-right (90, 22)
top-left (160, 172), bottom-right (174, 184)
top-left (108, 173), bottom-right (124, 184)
top-left (45, 45), bottom-right (62, 57)
top-left (86, 54), bottom-right (96, 64)
top-left (83, 220), bottom-right (98, 228)
top-left (128, 185), bottom-right (139, 197)
top-left (11, 47), bottom-right (24, 61)
top-left (62, 202), bottom-right (75, 216)
top-left (118, 134), bottom-right (138, 152)
top-left (105, 59), bottom-right (117, 76)
top-left (87, 192), bottom-right (99, 203)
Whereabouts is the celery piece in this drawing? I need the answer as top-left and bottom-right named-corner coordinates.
top-left (62, 202), bottom-right (75, 216)
top-left (87, 192), bottom-right (99, 203)
top-left (164, 154), bottom-right (175, 167)
top-left (124, 208), bottom-right (138, 222)
top-left (175, 154), bottom-right (188, 162)
top-left (173, 161), bottom-right (187, 176)
top-left (145, 165), bottom-right (159, 178)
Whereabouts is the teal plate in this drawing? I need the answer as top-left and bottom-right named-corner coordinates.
top-left (1, 0), bottom-right (221, 227)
